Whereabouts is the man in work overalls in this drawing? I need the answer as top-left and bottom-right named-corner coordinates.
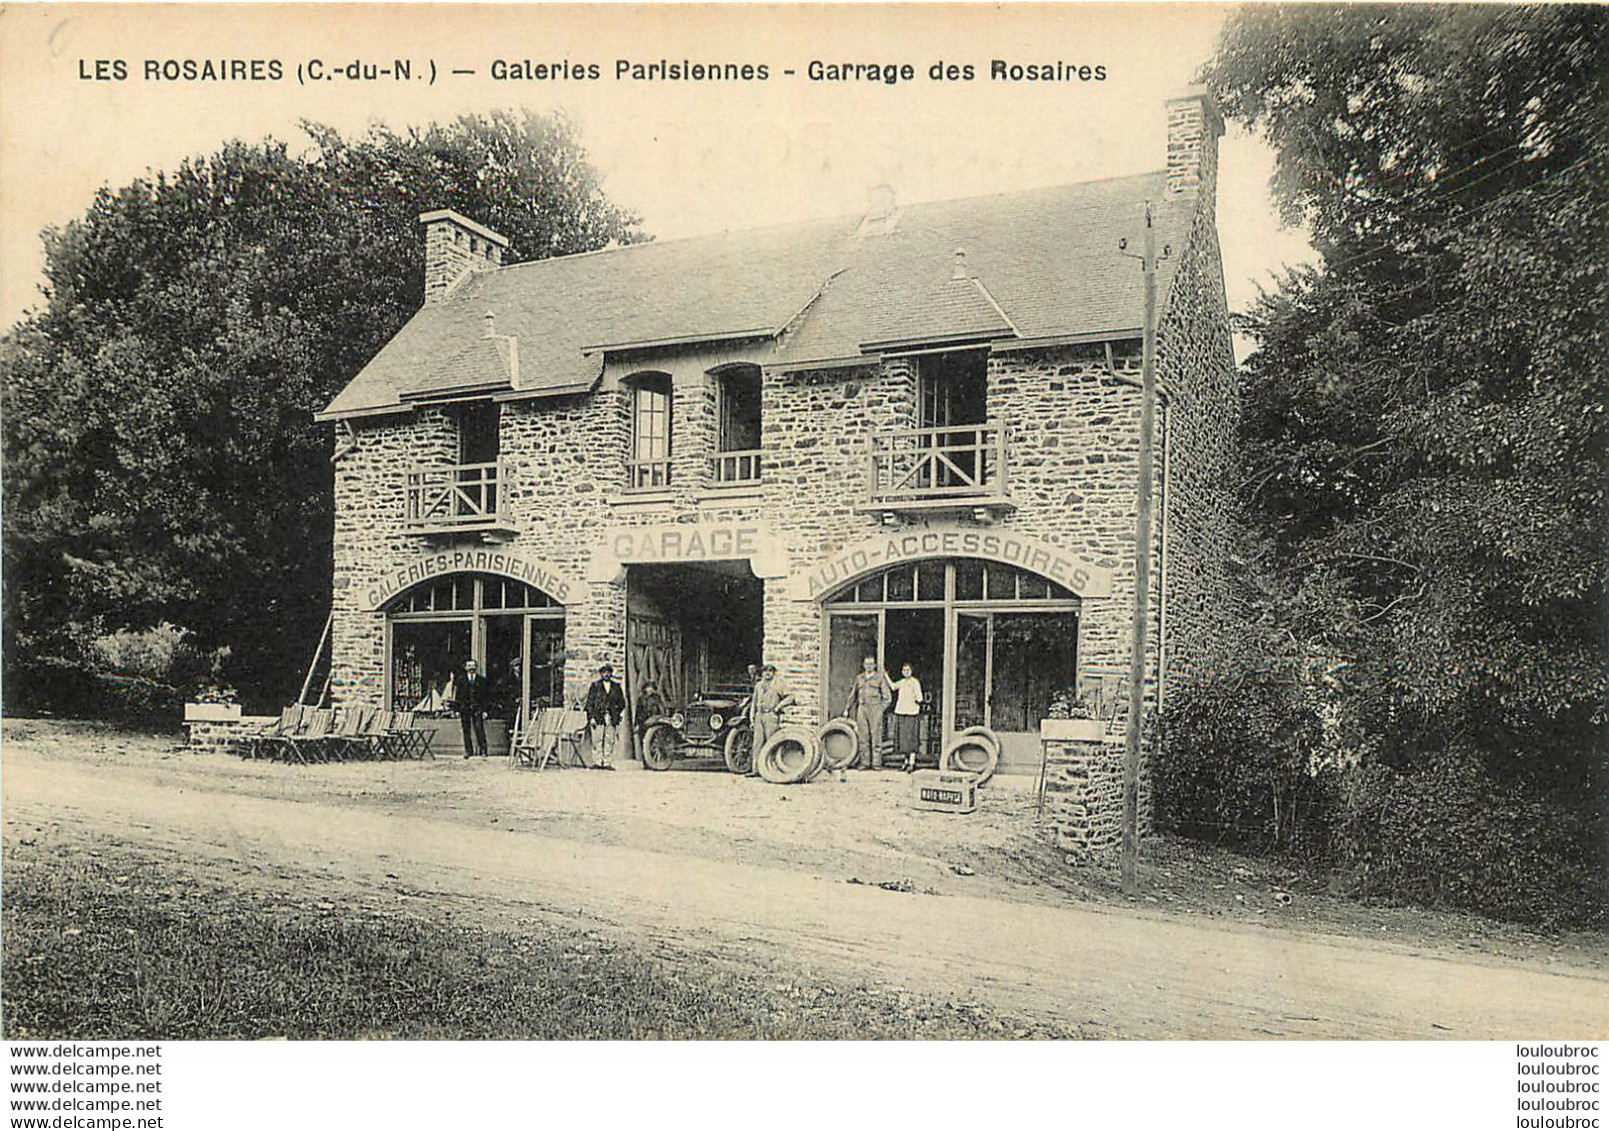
top-left (752, 663), bottom-right (793, 755)
top-left (844, 655), bottom-right (893, 770)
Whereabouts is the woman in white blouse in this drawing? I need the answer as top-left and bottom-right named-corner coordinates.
top-left (890, 662), bottom-right (924, 773)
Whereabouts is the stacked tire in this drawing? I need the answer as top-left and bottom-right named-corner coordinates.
top-left (940, 725), bottom-right (1001, 785)
top-left (817, 718), bottom-right (859, 772)
top-left (756, 726), bottom-right (823, 785)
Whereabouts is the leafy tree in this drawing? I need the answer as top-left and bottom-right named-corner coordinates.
top-left (1202, 6), bottom-right (1606, 922)
top-left (3, 111), bottom-right (642, 712)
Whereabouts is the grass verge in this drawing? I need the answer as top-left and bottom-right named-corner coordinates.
top-left (2, 838), bottom-right (1091, 1040)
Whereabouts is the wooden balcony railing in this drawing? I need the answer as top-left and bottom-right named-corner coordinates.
top-left (405, 461), bottom-right (513, 533)
top-left (712, 448), bottom-right (763, 485)
top-left (867, 423), bottom-right (1010, 507)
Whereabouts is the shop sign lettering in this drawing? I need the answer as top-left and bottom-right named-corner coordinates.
top-left (792, 526), bottom-right (1113, 600)
top-left (366, 549), bottom-right (579, 610)
top-left (610, 524), bottom-right (759, 563)
top-left (588, 521), bottom-right (787, 583)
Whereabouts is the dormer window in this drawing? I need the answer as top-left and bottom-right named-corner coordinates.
top-left (628, 373), bottom-right (673, 490)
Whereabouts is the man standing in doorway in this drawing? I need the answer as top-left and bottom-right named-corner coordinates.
top-left (457, 659), bottom-right (491, 758)
top-left (584, 663), bottom-right (625, 770)
top-left (845, 655), bottom-right (893, 770)
top-left (752, 663), bottom-right (793, 756)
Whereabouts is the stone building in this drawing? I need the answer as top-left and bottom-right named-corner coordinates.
top-left (318, 90), bottom-right (1239, 850)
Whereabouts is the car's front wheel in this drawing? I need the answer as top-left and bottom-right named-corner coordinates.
top-left (723, 724), bottom-right (753, 775)
top-left (642, 724), bottom-right (679, 771)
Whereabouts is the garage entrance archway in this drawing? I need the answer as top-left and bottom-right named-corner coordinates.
top-left (625, 561), bottom-right (765, 760)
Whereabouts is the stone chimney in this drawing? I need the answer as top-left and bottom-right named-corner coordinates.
top-left (419, 209), bottom-right (509, 304)
top-left (1164, 88), bottom-right (1225, 200)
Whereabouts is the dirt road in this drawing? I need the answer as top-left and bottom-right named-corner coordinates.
top-left (4, 741), bottom-right (1604, 1040)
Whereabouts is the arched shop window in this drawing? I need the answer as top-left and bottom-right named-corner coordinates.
top-left (385, 573), bottom-right (565, 722)
top-left (823, 558), bottom-right (1080, 773)
top-left (825, 560), bottom-right (1078, 607)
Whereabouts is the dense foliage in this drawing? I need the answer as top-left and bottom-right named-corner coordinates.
top-left (2, 111), bottom-right (642, 713)
top-left (1186, 5), bottom-right (1607, 925)
top-left (1153, 672), bottom-right (1331, 858)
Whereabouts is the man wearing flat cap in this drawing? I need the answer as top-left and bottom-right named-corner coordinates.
top-left (752, 663), bottom-right (793, 757)
top-left (584, 662), bottom-right (625, 770)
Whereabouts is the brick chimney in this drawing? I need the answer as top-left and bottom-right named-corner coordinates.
top-left (419, 209), bottom-right (509, 304)
top-left (1164, 88), bottom-right (1225, 200)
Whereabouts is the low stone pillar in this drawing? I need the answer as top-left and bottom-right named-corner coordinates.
top-left (185, 716), bottom-right (275, 755)
top-left (1039, 719), bottom-right (1128, 855)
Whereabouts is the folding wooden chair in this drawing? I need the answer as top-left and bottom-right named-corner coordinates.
top-left (324, 705), bottom-right (374, 762)
top-left (537, 707), bottom-right (591, 770)
top-left (246, 704), bottom-right (303, 760)
top-left (357, 709), bottom-right (395, 760)
top-left (280, 708), bottom-right (334, 763)
top-left (508, 711), bottom-right (541, 769)
top-left (386, 710), bottom-right (432, 760)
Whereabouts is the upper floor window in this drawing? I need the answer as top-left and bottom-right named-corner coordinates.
top-left (918, 350), bottom-right (987, 430)
top-left (713, 364), bottom-right (762, 485)
top-left (458, 402), bottom-right (500, 465)
top-left (916, 350), bottom-right (988, 488)
top-left (628, 373), bottom-right (672, 490)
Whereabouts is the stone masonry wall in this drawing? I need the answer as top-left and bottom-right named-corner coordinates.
top-left (986, 341), bottom-right (1162, 709)
top-left (331, 406), bottom-right (456, 707)
top-left (760, 356), bottom-right (915, 719)
top-left (1042, 738), bottom-right (1124, 852)
top-left (1153, 184), bottom-right (1241, 692)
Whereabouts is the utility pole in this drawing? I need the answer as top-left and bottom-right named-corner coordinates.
top-left (1119, 202), bottom-right (1164, 895)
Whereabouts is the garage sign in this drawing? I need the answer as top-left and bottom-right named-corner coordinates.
top-left (588, 520), bottom-right (789, 583)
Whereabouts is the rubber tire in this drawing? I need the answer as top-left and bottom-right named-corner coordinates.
top-left (757, 727), bottom-right (820, 785)
top-left (723, 724), bottom-right (754, 775)
top-left (942, 729), bottom-right (1000, 785)
top-left (642, 724), bottom-right (679, 772)
top-left (817, 719), bottom-right (859, 771)
top-left (958, 725), bottom-right (1001, 758)
top-left (796, 736), bottom-right (827, 783)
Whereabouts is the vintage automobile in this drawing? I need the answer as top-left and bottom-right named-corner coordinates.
top-left (641, 694), bottom-right (753, 773)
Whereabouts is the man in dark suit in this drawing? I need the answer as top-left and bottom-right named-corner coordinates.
top-left (584, 662), bottom-right (625, 770)
top-left (458, 659), bottom-right (491, 758)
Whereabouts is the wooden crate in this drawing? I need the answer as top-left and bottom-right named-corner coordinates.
top-left (910, 769), bottom-right (979, 814)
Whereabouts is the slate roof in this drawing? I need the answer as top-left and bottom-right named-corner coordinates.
top-left (321, 171), bottom-right (1196, 419)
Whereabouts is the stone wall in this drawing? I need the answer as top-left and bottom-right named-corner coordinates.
top-left (331, 406), bottom-right (456, 707)
top-left (760, 357), bottom-right (915, 718)
top-left (986, 341), bottom-right (1161, 705)
top-left (1153, 183), bottom-right (1242, 692)
top-left (186, 716), bottom-right (275, 755)
top-left (1041, 737), bottom-right (1125, 852)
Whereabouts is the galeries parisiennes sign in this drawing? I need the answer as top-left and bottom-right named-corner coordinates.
top-left (791, 526), bottom-right (1114, 601)
top-left (365, 548), bottom-right (582, 610)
